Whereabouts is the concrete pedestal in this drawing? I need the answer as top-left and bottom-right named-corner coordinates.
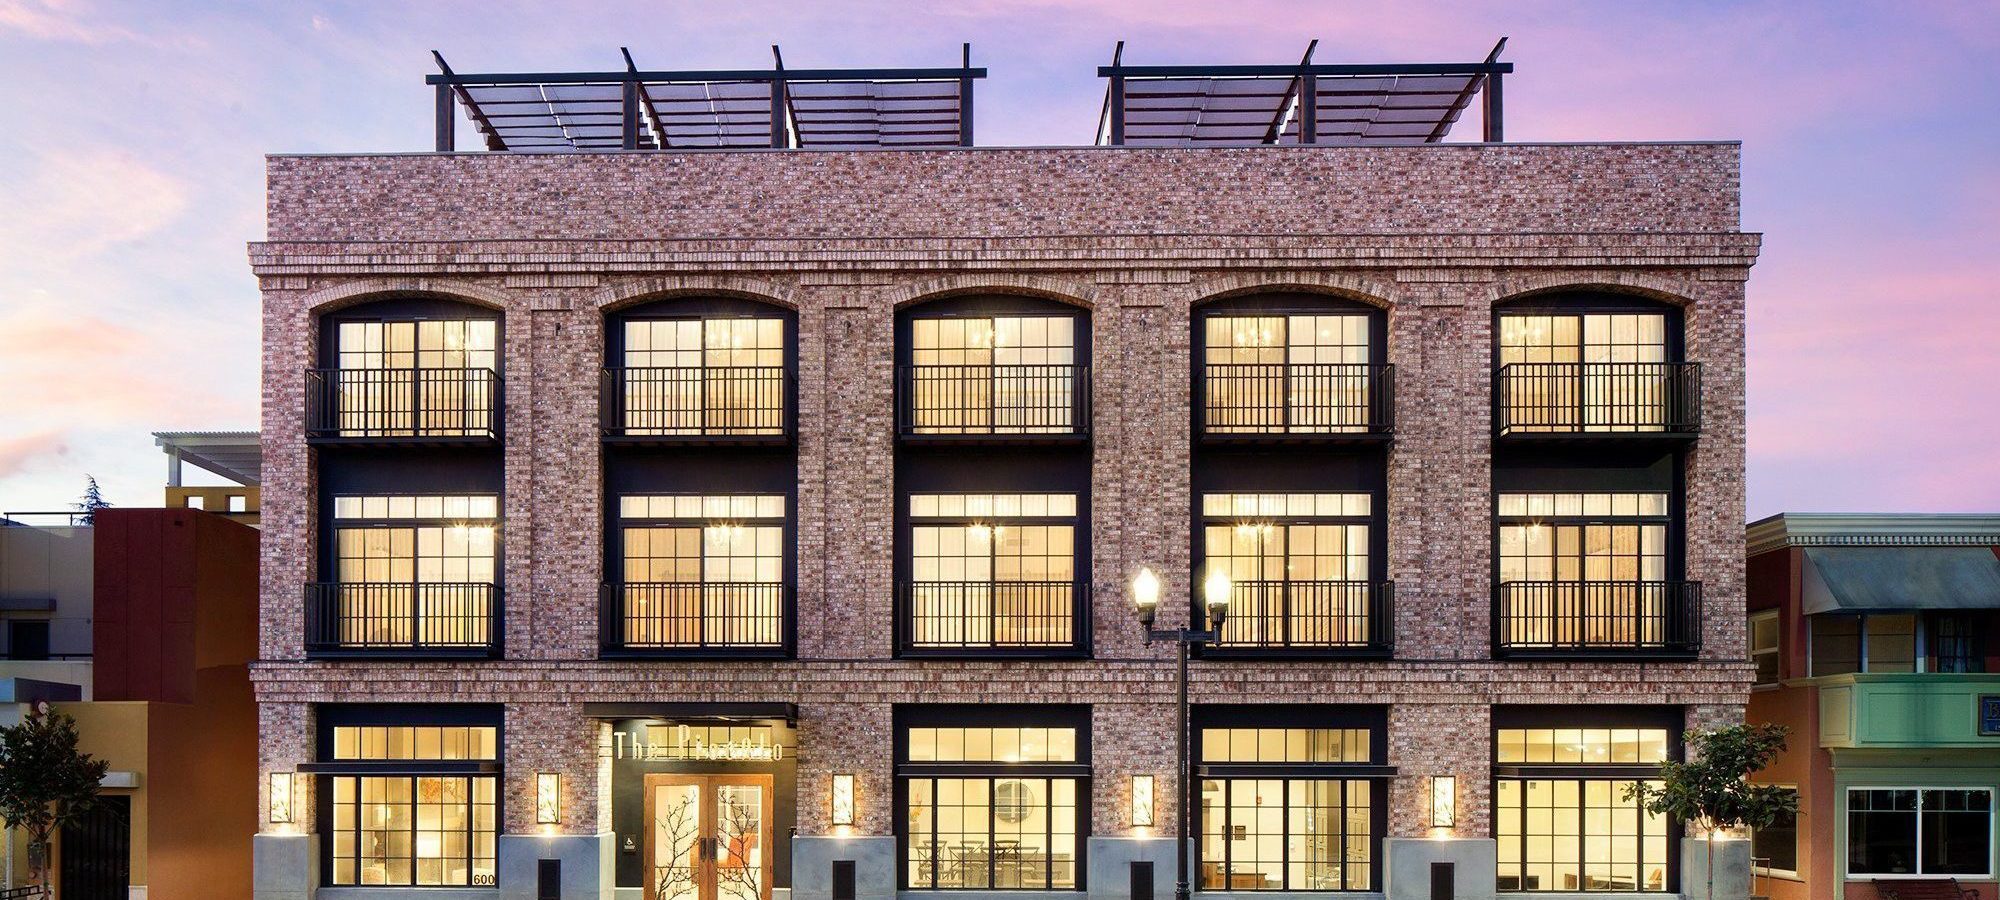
top-left (1383, 838), bottom-right (1497, 900)
top-left (792, 835), bottom-right (896, 900)
top-left (498, 832), bottom-right (615, 900)
top-left (1679, 837), bottom-right (1751, 900)
top-left (1085, 837), bottom-right (1187, 900)
top-left (252, 833), bottom-right (316, 900)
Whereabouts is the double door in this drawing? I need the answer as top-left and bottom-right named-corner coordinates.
top-left (645, 774), bottom-right (774, 900)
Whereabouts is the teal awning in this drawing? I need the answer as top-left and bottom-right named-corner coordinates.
top-left (1802, 546), bottom-right (2000, 614)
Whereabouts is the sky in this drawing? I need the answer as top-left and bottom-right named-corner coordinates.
top-left (0, 0), bottom-right (1996, 520)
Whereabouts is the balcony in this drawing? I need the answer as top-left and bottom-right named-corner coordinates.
top-left (1817, 673), bottom-right (2000, 749)
top-left (304, 582), bottom-right (500, 657)
top-left (1493, 362), bottom-right (1700, 441)
top-left (896, 364), bottom-right (1090, 443)
top-left (598, 582), bottom-right (791, 658)
top-left (305, 368), bottom-right (501, 443)
top-left (1208, 580), bottom-right (1394, 656)
top-left (1199, 363), bottom-right (1394, 443)
top-left (897, 580), bottom-right (1090, 656)
top-left (1493, 580), bottom-right (1701, 658)
top-left (600, 366), bottom-right (792, 445)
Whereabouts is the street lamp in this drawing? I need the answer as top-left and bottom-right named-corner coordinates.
top-left (1130, 565), bottom-right (1231, 900)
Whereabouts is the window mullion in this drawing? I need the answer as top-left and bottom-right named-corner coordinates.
top-left (1279, 778), bottom-right (1291, 891)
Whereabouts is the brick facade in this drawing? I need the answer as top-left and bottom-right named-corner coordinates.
top-left (250, 143), bottom-right (1756, 881)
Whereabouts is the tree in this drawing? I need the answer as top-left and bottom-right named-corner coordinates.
top-left (71, 475), bottom-right (112, 525)
top-left (0, 705), bottom-right (109, 887)
top-left (1625, 723), bottom-right (1796, 900)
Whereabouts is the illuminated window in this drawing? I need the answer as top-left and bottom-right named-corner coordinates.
top-left (1495, 723), bottom-right (1674, 893)
top-left (332, 726), bottom-right (499, 760)
top-left (907, 494), bottom-right (1079, 649)
top-left (1195, 714), bottom-right (1380, 891)
top-left (1750, 611), bottom-right (1780, 686)
top-left (1494, 729), bottom-right (1671, 765)
top-left (1498, 312), bottom-right (1674, 433)
top-left (906, 315), bottom-right (1080, 434)
top-left (330, 318), bottom-right (498, 437)
top-left (905, 727), bottom-right (1079, 763)
top-left (328, 495), bottom-right (499, 649)
top-left (1495, 493), bottom-right (1673, 650)
top-left (1202, 314), bottom-right (1375, 434)
top-left (1199, 728), bottom-right (1371, 764)
top-left (900, 710), bottom-right (1087, 890)
top-left (1201, 493), bottom-right (1374, 648)
top-left (614, 494), bottom-right (787, 648)
top-left (620, 317), bottom-right (786, 436)
top-left (325, 715), bottom-right (499, 888)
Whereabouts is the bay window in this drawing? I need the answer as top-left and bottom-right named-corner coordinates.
top-left (1848, 788), bottom-right (1993, 877)
top-left (899, 708), bottom-right (1088, 890)
top-left (1809, 612), bottom-right (1991, 675)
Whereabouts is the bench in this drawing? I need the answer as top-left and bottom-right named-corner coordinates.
top-left (1873, 879), bottom-right (1979, 900)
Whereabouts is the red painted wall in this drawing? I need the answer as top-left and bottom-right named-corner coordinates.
top-left (92, 508), bottom-right (257, 703)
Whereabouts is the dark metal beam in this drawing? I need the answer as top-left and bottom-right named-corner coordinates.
top-left (958, 42), bottom-right (974, 146)
top-left (1481, 37), bottom-right (1508, 142)
top-left (769, 45), bottom-right (792, 148)
top-left (427, 66), bottom-right (986, 86)
top-left (1105, 40), bottom-right (1126, 145)
top-left (1262, 39), bottom-right (1318, 145)
top-left (622, 47), bottom-right (668, 149)
top-left (1097, 61), bottom-right (1511, 78)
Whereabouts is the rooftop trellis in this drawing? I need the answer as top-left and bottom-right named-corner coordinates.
top-left (429, 45), bottom-right (985, 152)
top-left (1096, 38), bottom-right (1511, 146)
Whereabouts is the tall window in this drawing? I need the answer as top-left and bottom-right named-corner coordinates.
top-left (1201, 492), bottom-right (1376, 648)
top-left (613, 494), bottom-right (787, 649)
top-left (327, 495), bottom-right (498, 648)
top-left (906, 315), bottom-right (1080, 435)
top-left (1496, 724), bottom-right (1673, 892)
top-left (1929, 613), bottom-right (1987, 673)
top-left (1750, 610), bottom-right (1781, 687)
top-left (323, 715), bottom-right (500, 887)
top-left (1196, 713), bottom-right (1380, 892)
top-left (1496, 492), bottom-right (1675, 649)
top-left (905, 493), bottom-right (1079, 649)
top-left (1497, 311), bottom-right (1676, 434)
top-left (1203, 314), bottom-right (1375, 434)
top-left (1751, 786), bottom-right (1798, 875)
top-left (900, 709), bottom-right (1087, 890)
top-left (619, 317), bottom-right (786, 436)
top-left (1848, 788), bottom-right (1992, 877)
top-left (328, 317), bottom-right (498, 437)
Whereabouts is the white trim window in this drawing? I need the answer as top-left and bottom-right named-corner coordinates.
top-left (1750, 610), bottom-right (1781, 687)
top-left (1847, 788), bottom-right (1994, 878)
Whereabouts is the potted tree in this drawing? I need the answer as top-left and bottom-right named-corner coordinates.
top-left (0, 704), bottom-right (110, 890)
top-left (1627, 723), bottom-right (1796, 900)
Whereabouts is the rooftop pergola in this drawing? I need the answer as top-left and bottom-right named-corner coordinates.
top-left (1096, 38), bottom-right (1511, 146)
top-left (429, 46), bottom-right (985, 152)
top-left (155, 431), bottom-right (261, 487)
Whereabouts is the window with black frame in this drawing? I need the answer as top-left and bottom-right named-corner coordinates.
top-left (1495, 304), bottom-right (1695, 436)
top-left (315, 314), bottom-right (499, 438)
top-left (1493, 711), bottom-right (1678, 893)
top-left (314, 707), bottom-right (502, 888)
top-left (1200, 312), bottom-right (1381, 435)
top-left (1750, 786), bottom-right (1798, 876)
top-left (1195, 706), bottom-right (1385, 892)
top-left (902, 312), bottom-right (1085, 437)
top-left (898, 706), bottom-right (1089, 891)
top-left (903, 492), bottom-right (1081, 651)
top-left (1199, 492), bottom-right (1383, 650)
top-left (613, 315), bottom-right (788, 437)
top-left (609, 493), bottom-right (788, 650)
top-left (1495, 491), bottom-right (1692, 653)
top-left (313, 494), bottom-right (499, 652)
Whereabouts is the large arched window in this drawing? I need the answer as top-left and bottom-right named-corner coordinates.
top-left (896, 295), bottom-right (1090, 441)
top-left (602, 295), bottom-right (796, 442)
top-left (309, 295), bottom-right (501, 442)
top-left (1493, 292), bottom-right (1698, 439)
top-left (1194, 292), bottom-right (1392, 440)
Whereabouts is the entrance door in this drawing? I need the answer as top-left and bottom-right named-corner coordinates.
top-left (644, 774), bottom-right (774, 900)
top-left (59, 794), bottom-right (130, 900)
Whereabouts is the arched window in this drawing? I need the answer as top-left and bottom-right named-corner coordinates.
top-left (310, 295), bottom-right (501, 441)
top-left (1493, 292), bottom-right (1697, 438)
top-left (896, 295), bottom-right (1090, 440)
top-left (1194, 292), bottom-right (1391, 439)
top-left (603, 296), bottom-right (796, 442)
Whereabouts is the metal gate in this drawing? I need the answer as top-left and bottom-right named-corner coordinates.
top-left (58, 795), bottom-right (128, 900)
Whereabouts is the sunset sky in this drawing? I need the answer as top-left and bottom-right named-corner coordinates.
top-left (1, 0), bottom-right (1996, 519)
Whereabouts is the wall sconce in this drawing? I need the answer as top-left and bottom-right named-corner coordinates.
top-left (831, 773), bottom-right (856, 827)
top-left (1429, 775), bottom-right (1457, 829)
top-left (536, 773), bottom-right (562, 825)
top-left (268, 772), bottom-right (294, 825)
top-left (1131, 774), bottom-right (1156, 828)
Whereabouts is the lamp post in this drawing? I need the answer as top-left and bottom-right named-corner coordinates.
top-left (1130, 565), bottom-right (1231, 900)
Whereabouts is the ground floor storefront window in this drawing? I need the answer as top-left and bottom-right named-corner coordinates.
top-left (1494, 708), bottom-right (1679, 893)
top-left (898, 705), bottom-right (1089, 890)
top-left (313, 706), bottom-right (502, 887)
top-left (1196, 706), bottom-right (1385, 891)
top-left (1848, 788), bottom-right (1993, 878)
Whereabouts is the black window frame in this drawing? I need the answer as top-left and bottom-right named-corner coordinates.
top-left (602, 295), bottom-right (799, 445)
top-left (309, 704), bottom-right (506, 890)
top-left (601, 490), bottom-right (798, 659)
top-left (1846, 786), bottom-right (1994, 878)
top-left (311, 295), bottom-right (505, 445)
top-left (1751, 785), bottom-right (1799, 875)
top-left (894, 295), bottom-right (1093, 444)
top-left (1491, 705), bottom-right (1685, 895)
top-left (1490, 292), bottom-right (1696, 442)
top-left (1191, 293), bottom-right (1393, 443)
top-left (5, 619), bottom-right (51, 661)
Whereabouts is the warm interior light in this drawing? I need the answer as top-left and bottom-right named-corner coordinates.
top-left (268, 772), bottom-right (294, 825)
top-left (1131, 774), bottom-right (1156, 828)
top-left (831, 773), bottom-right (856, 826)
top-left (1430, 775), bottom-right (1457, 829)
top-left (536, 772), bottom-right (561, 825)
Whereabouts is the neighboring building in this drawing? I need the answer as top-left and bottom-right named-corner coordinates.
top-left (1745, 515), bottom-right (2000, 900)
top-left (249, 44), bottom-right (1757, 900)
top-left (157, 430), bottom-right (263, 527)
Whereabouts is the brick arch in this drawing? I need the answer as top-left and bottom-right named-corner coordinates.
top-left (1185, 272), bottom-right (1398, 310)
top-left (299, 277), bottom-right (517, 315)
top-left (1489, 272), bottom-right (1699, 308)
top-left (886, 273), bottom-right (1097, 311)
top-left (591, 275), bottom-right (799, 313)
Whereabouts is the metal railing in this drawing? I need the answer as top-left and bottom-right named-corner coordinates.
top-left (304, 582), bottom-right (498, 653)
top-left (1213, 580), bottom-right (1394, 650)
top-left (601, 366), bottom-right (790, 439)
top-left (899, 580), bottom-right (1086, 650)
top-left (1201, 363), bottom-right (1394, 436)
top-left (897, 364), bottom-right (1090, 438)
top-left (305, 367), bottom-right (500, 439)
top-left (599, 582), bottom-right (788, 651)
top-left (1494, 362), bottom-right (1700, 437)
top-left (1494, 580), bottom-right (1701, 654)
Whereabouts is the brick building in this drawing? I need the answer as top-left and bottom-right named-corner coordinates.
top-left (249, 46), bottom-right (1757, 900)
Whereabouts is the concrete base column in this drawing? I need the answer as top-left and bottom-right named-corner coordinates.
top-left (498, 832), bottom-right (615, 900)
top-left (252, 833), bottom-right (316, 900)
top-left (791, 836), bottom-right (895, 900)
top-left (1383, 838), bottom-right (1496, 900)
top-left (1086, 836), bottom-right (1188, 900)
top-left (1679, 837), bottom-right (1751, 900)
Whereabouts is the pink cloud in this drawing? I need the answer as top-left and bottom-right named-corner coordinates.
top-left (0, 431), bottom-right (69, 480)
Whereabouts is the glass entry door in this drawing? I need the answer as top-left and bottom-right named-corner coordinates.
top-left (645, 774), bottom-right (774, 900)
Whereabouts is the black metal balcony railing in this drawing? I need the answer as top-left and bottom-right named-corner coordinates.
top-left (305, 367), bottom-right (500, 440)
top-left (599, 582), bottom-right (789, 652)
top-left (304, 582), bottom-right (499, 655)
top-left (1201, 363), bottom-right (1395, 437)
top-left (600, 366), bottom-right (790, 440)
top-left (899, 580), bottom-right (1087, 651)
top-left (1494, 580), bottom-right (1702, 655)
top-left (1494, 362), bottom-right (1700, 437)
top-left (896, 364), bottom-right (1090, 438)
top-left (1213, 580), bottom-right (1394, 651)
